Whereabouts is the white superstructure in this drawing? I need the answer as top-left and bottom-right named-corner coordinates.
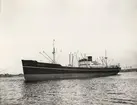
top-left (78, 56), bottom-right (106, 68)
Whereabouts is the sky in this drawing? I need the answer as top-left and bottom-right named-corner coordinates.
top-left (0, 0), bottom-right (137, 74)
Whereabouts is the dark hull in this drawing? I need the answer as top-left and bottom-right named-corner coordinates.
top-left (22, 60), bottom-right (121, 81)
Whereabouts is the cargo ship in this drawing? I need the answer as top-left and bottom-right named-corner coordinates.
top-left (22, 40), bottom-right (121, 82)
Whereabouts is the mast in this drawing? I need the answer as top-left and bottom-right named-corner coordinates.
top-left (72, 54), bottom-right (74, 67)
top-left (69, 52), bottom-right (71, 66)
top-left (52, 39), bottom-right (56, 64)
top-left (105, 50), bottom-right (108, 67)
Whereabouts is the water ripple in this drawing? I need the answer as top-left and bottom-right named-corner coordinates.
top-left (0, 72), bottom-right (137, 105)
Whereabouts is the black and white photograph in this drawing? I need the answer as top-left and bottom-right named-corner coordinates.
top-left (0, 0), bottom-right (137, 105)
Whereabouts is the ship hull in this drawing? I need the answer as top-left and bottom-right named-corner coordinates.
top-left (24, 72), bottom-right (118, 81)
top-left (22, 60), bottom-right (120, 82)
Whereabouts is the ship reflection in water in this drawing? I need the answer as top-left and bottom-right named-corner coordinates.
top-left (1, 72), bottom-right (137, 105)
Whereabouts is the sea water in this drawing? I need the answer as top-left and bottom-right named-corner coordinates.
top-left (0, 72), bottom-right (137, 105)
